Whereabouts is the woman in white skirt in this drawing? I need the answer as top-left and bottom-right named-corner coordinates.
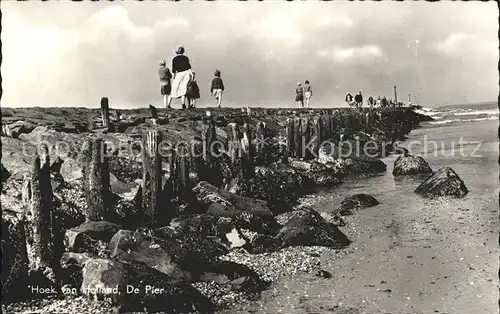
top-left (167, 46), bottom-right (194, 110)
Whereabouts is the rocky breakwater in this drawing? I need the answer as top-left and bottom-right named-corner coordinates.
top-left (1, 104), bottom-right (431, 313)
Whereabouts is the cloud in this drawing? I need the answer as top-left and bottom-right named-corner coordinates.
top-left (318, 45), bottom-right (384, 63)
top-left (1, 2), bottom-right (497, 108)
top-left (434, 33), bottom-right (473, 54)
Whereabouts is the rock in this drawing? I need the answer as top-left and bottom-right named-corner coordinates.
top-left (319, 212), bottom-right (346, 227)
top-left (414, 166), bottom-right (468, 198)
top-left (343, 155), bottom-right (387, 175)
top-left (81, 258), bottom-right (214, 313)
top-left (289, 160), bottom-right (342, 188)
top-left (109, 229), bottom-right (192, 283)
top-left (1, 137), bottom-right (35, 177)
top-left (277, 208), bottom-right (351, 248)
top-left (60, 252), bottom-right (95, 289)
top-left (109, 229), bottom-right (228, 281)
top-left (230, 163), bottom-right (304, 214)
top-left (393, 154), bottom-right (432, 176)
top-left (50, 156), bottom-right (64, 173)
top-left (60, 158), bottom-right (83, 183)
top-left (1, 211), bottom-right (29, 302)
top-left (199, 260), bottom-right (267, 293)
top-left (193, 181), bottom-right (274, 219)
top-left (336, 194), bottom-right (380, 216)
top-left (315, 270), bottom-right (332, 279)
top-left (1, 163), bottom-right (11, 182)
top-left (245, 233), bottom-right (282, 254)
top-left (65, 221), bottom-right (121, 255)
top-left (4, 121), bottom-right (36, 138)
top-left (109, 173), bottom-right (141, 200)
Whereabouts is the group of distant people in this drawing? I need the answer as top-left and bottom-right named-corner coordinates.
top-left (345, 92), bottom-right (401, 109)
top-left (158, 46), bottom-right (225, 109)
top-left (295, 81), bottom-right (313, 108)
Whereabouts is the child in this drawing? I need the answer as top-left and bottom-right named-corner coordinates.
top-left (304, 80), bottom-right (313, 108)
top-left (211, 70), bottom-right (225, 108)
top-left (295, 82), bottom-right (304, 108)
top-left (186, 71), bottom-right (200, 109)
top-left (158, 60), bottom-right (172, 108)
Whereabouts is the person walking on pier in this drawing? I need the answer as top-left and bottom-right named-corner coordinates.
top-left (304, 80), bottom-right (313, 108)
top-left (345, 92), bottom-right (354, 108)
top-left (168, 46), bottom-right (193, 110)
top-left (187, 70), bottom-right (200, 109)
top-left (295, 82), bottom-right (304, 108)
top-left (211, 69), bottom-right (225, 108)
top-left (368, 96), bottom-right (375, 110)
top-left (355, 91), bottom-right (363, 109)
top-left (158, 60), bottom-right (172, 108)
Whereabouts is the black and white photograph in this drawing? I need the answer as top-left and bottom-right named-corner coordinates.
top-left (1, 1), bottom-right (499, 314)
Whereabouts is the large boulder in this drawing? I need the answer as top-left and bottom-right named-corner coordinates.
top-left (1, 163), bottom-right (12, 183)
top-left (230, 162), bottom-right (305, 214)
top-left (414, 167), bottom-right (468, 198)
top-left (1, 137), bottom-right (35, 177)
top-left (109, 229), bottom-right (228, 281)
top-left (192, 181), bottom-right (276, 233)
top-left (335, 194), bottom-right (380, 216)
top-left (81, 258), bottom-right (214, 313)
top-left (393, 154), bottom-right (432, 176)
top-left (65, 221), bottom-right (121, 255)
top-left (288, 160), bottom-right (342, 188)
top-left (60, 252), bottom-right (95, 289)
top-left (342, 155), bottom-right (387, 175)
top-left (277, 208), bottom-right (351, 248)
top-left (3, 121), bottom-right (36, 138)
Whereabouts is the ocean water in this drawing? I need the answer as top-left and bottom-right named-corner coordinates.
top-left (314, 102), bottom-right (498, 211)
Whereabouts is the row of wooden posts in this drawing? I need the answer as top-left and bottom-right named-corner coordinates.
top-left (19, 99), bottom-right (393, 283)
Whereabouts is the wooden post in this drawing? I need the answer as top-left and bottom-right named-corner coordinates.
top-left (100, 97), bottom-right (110, 130)
top-left (200, 118), bottom-right (223, 186)
top-left (226, 123), bottom-right (242, 178)
top-left (84, 138), bottom-right (110, 221)
top-left (241, 122), bottom-right (255, 179)
top-left (173, 143), bottom-right (190, 203)
top-left (286, 118), bottom-right (294, 159)
top-left (394, 86), bottom-right (398, 104)
top-left (301, 117), bottom-right (311, 160)
top-left (24, 148), bottom-right (54, 279)
top-left (142, 130), bottom-right (162, 224)
top-left (293, 117), bottom-right (302, 159)
top-left (255, 121), bottom-right (271, 166)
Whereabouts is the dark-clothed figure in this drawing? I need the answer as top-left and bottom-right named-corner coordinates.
top-left (211, 70), bottom-right (225, 108)
top-left (158, 60), bottom-right (172, 108)
top-left (168, 46), bottom-right (193, 110)
top-left (295, 83), bottom-right (304, 108)
top-left (354, 91), bottom-right (363, 108)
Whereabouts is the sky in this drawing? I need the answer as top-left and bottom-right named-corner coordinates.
top-left (1, 1), bottom-right (498, 108)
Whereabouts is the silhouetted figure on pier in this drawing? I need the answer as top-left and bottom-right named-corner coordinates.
top-left (158, 60), bottom-right (172, 108)
top-left (187, 71), bottom-right (200, 109)
top-left (211, 70), bottom-right (225, 108)
top-left (295, 82), bottom-right (304, 108)
top-left (168, 46), bottom-right (193, 110)
top-left (368, 96), bottom-right (375, 110)
top-left (345, 93), bottom-right (354, 108)
top-left (304, 80), bottom-right (313, 108)
top-left (355, 91), bottom-right (363, 108)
